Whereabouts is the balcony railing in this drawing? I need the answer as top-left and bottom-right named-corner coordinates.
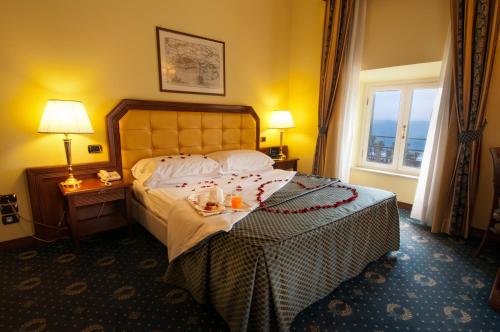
top-left (367, 135), bottom-right (426, 168)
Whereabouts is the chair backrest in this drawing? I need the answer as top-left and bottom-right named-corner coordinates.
top-left (491, 147), bottom-right (500, 207)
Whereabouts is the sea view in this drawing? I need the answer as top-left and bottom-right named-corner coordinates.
top-left (369, 119), bottom-right (430, 152)
top-left (367, 87), bottom-right (437, 167)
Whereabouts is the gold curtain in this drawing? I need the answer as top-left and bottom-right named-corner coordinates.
top-left (431, 0), bottom-right (499, 237)
top-left (313, 0), bottom-right (355, 175)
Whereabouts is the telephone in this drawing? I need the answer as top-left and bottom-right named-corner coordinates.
top-left (268, 147), bottom-right (281, 160)
top-left (97, 170), bottom-right (121, 185)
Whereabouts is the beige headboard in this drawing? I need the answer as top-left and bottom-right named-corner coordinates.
top-left (106, 100), bottom-right (260, 181)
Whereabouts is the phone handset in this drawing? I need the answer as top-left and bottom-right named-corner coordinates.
top-left (97, 170), bottom-right (121, 186)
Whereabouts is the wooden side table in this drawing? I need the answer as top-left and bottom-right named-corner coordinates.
top-left (59, 178), bottom-right (132, 248)
top-left (273, 158), bottom-right (299, 171)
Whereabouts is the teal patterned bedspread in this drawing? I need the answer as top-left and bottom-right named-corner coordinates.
top-left (164, 174), bottom-right (400, 331)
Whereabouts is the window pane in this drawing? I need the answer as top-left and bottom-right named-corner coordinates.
top-left (404, 88), bottom-right (439, 168)
top-left (367, 90), bottom-right (401, 165)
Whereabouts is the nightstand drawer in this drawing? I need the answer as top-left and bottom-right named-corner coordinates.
top-left (72, 188), bottom-right (125, 207)
top-left (273, 158), bottom-right (299, 171)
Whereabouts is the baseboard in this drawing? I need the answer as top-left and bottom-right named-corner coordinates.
top-left (469, 226), bottom-right (500, 241)
top-left (0, 236), bottom-right (43, 251)
top-left (397, 201), bottom-right (413, 210)
top-left (394, 205), bottom-right (493, 242)
top-left (469, 227), bottom-right (485, 239)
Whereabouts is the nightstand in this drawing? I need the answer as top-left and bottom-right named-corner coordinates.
top-left (273, 158), bottom-right (299, 171)
top-left (59, 178), bottom-right (132, 248)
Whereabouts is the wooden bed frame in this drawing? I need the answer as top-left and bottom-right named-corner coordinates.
top-left (26, 99), bottom-right (260, 242)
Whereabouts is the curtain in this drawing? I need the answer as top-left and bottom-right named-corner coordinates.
top-left (411, 30), bottom-right (453, 225)
top-left (414, 0), bottom-right (500, 238)
top-left (323, 0), bottom-right (366, 181)
top-left (447, 0), bottom-right (499, 237)
top-left (312, 0), bottom-right (356, 175)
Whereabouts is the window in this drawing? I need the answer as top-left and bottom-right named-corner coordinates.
top-left (361, 82), bottom-right (439, 174)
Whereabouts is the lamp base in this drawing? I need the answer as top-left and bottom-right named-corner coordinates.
top-left (278, 130), bottom-right (287, 160)
top-left (60, 135), bottom-right (82, 188)
top-left (61, 175), bottom-right (82, 189)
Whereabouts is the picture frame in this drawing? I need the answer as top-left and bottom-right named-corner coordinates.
top-left (156, 27), bottom-right (226, 96)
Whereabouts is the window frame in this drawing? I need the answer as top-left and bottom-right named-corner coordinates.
top-left (359, 80), bottom-right (439, 175)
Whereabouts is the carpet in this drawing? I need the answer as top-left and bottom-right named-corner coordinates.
top-left (1, 209), bottom-right (498, 331)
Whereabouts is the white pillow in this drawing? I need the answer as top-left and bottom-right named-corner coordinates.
top-left (207, 150), bottom-right (274, 173)
top-left (131, 157), bottom-right (159, 182)
top-left (132, 155), bottom-right (221, 188)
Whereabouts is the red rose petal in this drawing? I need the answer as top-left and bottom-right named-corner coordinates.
top-left (259, 182), bottom-right (358, 214)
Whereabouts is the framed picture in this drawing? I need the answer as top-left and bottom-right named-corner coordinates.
top-left (156, 27), bottom-right (226, 96)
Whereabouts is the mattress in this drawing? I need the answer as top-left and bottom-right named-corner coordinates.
top-left (132, 180), bottom-right (176, 224)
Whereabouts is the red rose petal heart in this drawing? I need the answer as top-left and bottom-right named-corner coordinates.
top-left (258, 180), bottom-right (358, 214)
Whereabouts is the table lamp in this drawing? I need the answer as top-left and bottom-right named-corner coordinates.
top-left (269, 110), bottom-right (295, 160)
top-left (38, 100), bottom-right (94, 188)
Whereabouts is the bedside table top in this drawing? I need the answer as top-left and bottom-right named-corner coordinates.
top-left (59, 178), bottom-right (130, 196)
top-left (273, 158), bottom-right (299, 163)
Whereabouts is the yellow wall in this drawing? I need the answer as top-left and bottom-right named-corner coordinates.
top-left (286, 0), bottom-right (325, 173)
top-left (362, 0), bottom-right (449, 70)
top-left (472, 36), bottom-right (500, 230)
top-left (0, 0), bottom-right (294, 241)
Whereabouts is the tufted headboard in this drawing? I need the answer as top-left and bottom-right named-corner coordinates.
top-left (106, 100), bottom-right (260, 181)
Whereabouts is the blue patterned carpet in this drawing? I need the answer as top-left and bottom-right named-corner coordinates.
top-left (1, 209), bottom-right (499, 331)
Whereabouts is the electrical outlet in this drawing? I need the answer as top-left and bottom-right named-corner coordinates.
top-left (1, 203), bottom-right (18, 215)
top-left (88, 144), bottom-right (103, 153)
top-left (2, 214), bottom-right (19, 225)
top-left (0, 194), bottom-right (17, 204)
top-left (1, 193), bottom-right (19, 224)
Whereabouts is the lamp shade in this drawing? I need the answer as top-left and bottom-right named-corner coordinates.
top-left (269, 110), bottom-right (295, 129)
top-left (38, 100), bottom-right (94, 134)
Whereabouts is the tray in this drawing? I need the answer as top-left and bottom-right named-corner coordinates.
top-left (187, 193), bottom-right (251, 216)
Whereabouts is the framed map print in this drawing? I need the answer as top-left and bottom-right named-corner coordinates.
top-left (156, 27), bottom-right (226, 96)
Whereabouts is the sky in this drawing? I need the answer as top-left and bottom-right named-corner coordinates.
top-left (372, 88), bottom-right (438, 122)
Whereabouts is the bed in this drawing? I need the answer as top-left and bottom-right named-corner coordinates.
top-left (106, 99), bottom-right (400, 331)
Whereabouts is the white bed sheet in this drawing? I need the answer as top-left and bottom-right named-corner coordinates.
top-left (133, 168), bottom-right (296, 260)
top-left (135, 169), bottom-right (295, 219)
